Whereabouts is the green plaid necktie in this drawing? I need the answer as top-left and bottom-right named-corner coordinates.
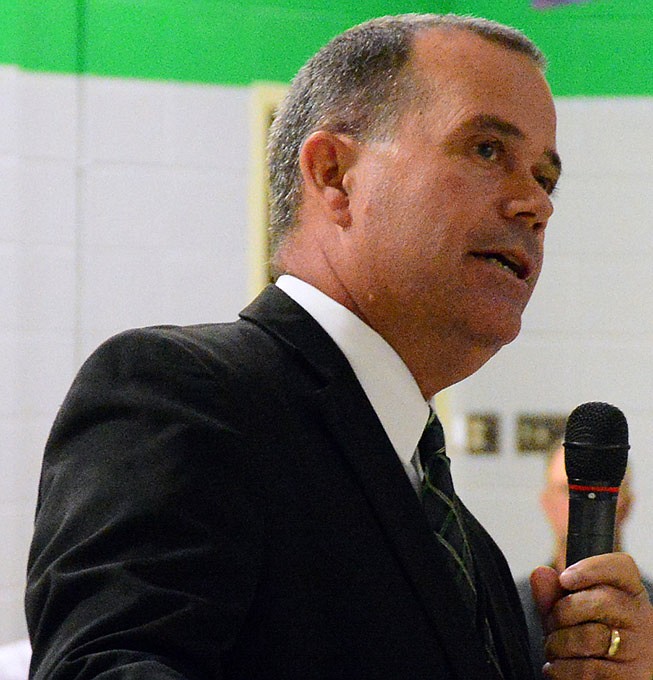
top-left (418, 410), bottom-right (504, 678)
top-left (418, 410), bottom-right (477, 612)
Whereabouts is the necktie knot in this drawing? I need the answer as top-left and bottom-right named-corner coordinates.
top-left (418, 410), bottom-right (453, 499)
top-left (418, 410), bottom-right (445, 458)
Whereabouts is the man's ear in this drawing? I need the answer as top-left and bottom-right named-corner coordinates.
top-left (298, 131), bottom-right (358, 228)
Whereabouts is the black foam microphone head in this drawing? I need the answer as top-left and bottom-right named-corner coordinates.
top-left (564, 402), bottom-right (629, 486)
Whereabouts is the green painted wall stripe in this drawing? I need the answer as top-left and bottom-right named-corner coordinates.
top-left (452, 0), bottom-right (653, 95)
top-left (0, 0), bottom-right (79, 72)
top-left (0, 0), bottom-right (651, 95)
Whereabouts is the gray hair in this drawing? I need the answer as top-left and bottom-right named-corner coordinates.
top-left (267, 13), bottom-right (546, 265)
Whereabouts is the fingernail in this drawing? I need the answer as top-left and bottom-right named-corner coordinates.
top-left (560, 565), bottom-right (579, 588)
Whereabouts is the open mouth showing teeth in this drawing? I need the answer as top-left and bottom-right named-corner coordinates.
top-left (475, 253), bottom-right (527, 280)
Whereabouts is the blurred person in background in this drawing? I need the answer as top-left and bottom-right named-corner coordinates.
top-left (516, 442), bottom-right (653, 675)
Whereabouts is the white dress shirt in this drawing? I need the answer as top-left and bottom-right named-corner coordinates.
top-left (276, 275), bottom-right (431, 489)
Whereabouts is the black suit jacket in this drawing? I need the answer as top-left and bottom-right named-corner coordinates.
top-left (26, 285), bottom-right (534, 679)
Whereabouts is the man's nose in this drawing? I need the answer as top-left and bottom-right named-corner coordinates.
top-left (500, 172), bottom-right (554, 231)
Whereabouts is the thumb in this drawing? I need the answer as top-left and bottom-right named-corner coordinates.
top-left (530, 565), bottom-right (564, 631)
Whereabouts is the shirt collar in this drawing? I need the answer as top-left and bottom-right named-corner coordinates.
top-left (276, 275), bottom-right (429, 467)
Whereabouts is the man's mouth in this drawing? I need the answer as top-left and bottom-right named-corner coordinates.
top-left (473, 252), bottom-right (530, 280)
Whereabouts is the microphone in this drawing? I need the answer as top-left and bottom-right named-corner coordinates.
top-left (563, 402), bottom-right (629, 567)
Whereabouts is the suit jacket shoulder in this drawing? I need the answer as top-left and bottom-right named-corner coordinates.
top-left (27, 285), bottom-right (531, 680)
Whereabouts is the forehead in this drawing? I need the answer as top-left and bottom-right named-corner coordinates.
top-left (407, 28), bottom-right (557, 151)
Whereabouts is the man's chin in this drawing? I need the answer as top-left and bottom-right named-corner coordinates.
top-left (467, 317), bottom-right (523, 367)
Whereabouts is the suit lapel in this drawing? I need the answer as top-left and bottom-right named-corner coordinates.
top-left (463, 506), bottom-right (536, 679)
top-left (315, 383), bottom-right (503, 679)
top-left (240, 286), bottom-right (503, 679)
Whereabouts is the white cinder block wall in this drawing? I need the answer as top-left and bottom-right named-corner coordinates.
top-left (0, 68), bottom-right (252, 643)
top-left (1, 65), bottom-right (652, 643)
top-left (0, 66), bottom-right (80, 643)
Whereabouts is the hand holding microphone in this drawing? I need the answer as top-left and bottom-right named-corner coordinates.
top-left (529, 402), bottom-right (653, 678)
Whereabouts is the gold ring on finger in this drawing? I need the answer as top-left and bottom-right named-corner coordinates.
top-left (606, 628), bottom-right (621, 658)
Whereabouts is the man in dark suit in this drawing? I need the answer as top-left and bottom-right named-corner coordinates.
top-left (26, 13), bottom-right (653, 680)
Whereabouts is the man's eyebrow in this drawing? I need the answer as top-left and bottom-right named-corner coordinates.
top-left (460, 114), bottom-right (524, 139)
top-left (545, 149), bottom-right (562, 175)
top-left (459, 114), bottom-right (563, 174)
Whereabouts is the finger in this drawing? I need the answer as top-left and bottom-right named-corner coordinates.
top-left (542, 657), bottom-right (617, 679)
top-left (560, 553), bottom-right (645, 596)
top-left (544, 622), bottom-right (630, 662)
top-left (531, 565), bottom-right (564, 621)
top-left (549, 585), bottom-right (640, 630)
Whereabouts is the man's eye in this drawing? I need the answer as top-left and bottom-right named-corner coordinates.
top-left (536, 175), bottom-right (557, 195)
top-left (476, 141), bottom-right (501, 160)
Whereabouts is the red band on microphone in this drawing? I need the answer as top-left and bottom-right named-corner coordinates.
top-left (568, 484), bottom-right (620, 494)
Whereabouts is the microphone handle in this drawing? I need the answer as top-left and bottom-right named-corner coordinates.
top-left (565, 484), bottom-right (618, 567)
